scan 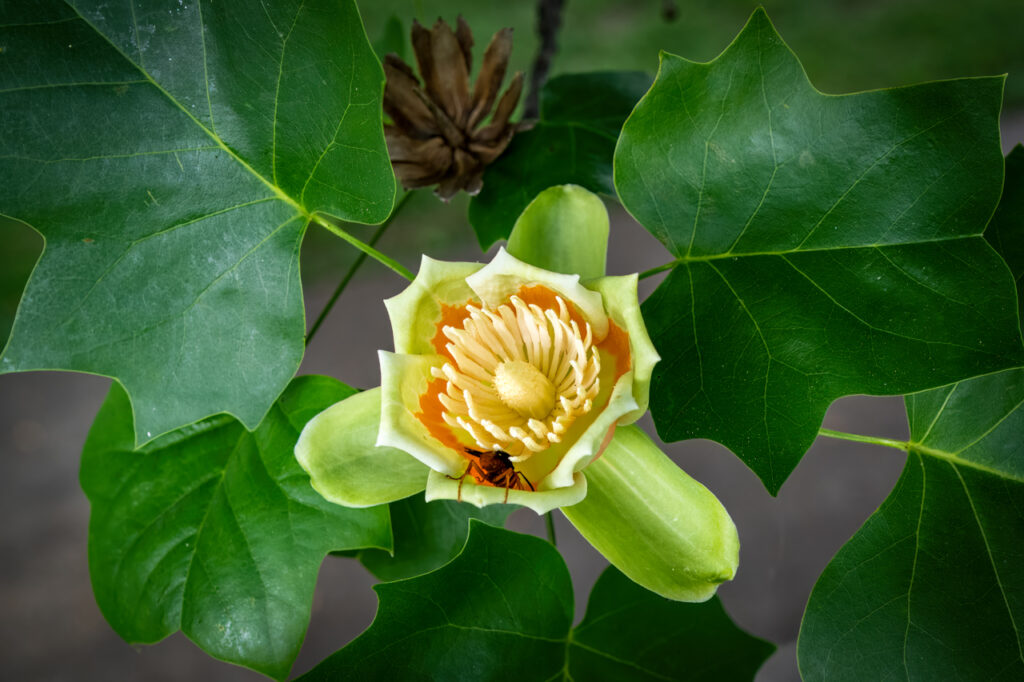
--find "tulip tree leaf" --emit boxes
[986,145,1024,329]
[372,15,407,62]
[798,367,1024,681]
[0,0,395,444]
[798,146,1024,680]
[621,9,1023,494]
[571,567,775,681]
[301,522,773,681]
[357,496,515,582]
[81,375,392,681]
[469,71,651,249]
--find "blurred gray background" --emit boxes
[2,0,1024,678]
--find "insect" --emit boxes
[451,448,535,503]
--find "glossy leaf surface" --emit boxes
[303,522,772,680]
[82,375,391,680]
[621,9,1022,493]
[0,0,395,443]
[801,190,1024,681]
[302,522,571,680]
[469,71,650,248]
[572,568,774,681]
[799,367,1024,680]
[358,496,514,582]
[986,145,1024,328]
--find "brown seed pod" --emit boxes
[383,17,524,201]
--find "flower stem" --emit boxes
[306,195,413,346]
[311,204,414,281]
[817,428,908,451]
[545,511,557,546]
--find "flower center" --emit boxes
[430,293,601,460]
[494,360,556,419]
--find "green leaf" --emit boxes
[301,522,571,680]
[986,145,1024,332]
[620,9,1023,493]
[801,151,1024,679]
[0,0,395,444]
[371,15,406,62]
[571,568,775,681]
[562,425,739,602]
[81,375,391,680]
[799,368,1024,680]
[507,184,610,280]
[302,522,772,680]
[469,71,651,249]
[358,496,515,582]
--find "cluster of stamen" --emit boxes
[431,294,601,460]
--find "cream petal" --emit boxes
[585,274,661,424]
[377,350,466,477]
[465,248,609,341]
[383,255,483,355]
[425,469,586,514]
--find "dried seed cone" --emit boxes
[383,17,523,200]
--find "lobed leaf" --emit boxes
[81,375,391,680]
[571,567,775,681]
[0,0,395,444]
[986,145,1024,332]
[619,9,1023,493]
[358,495,515,582]
[799,170,1024,679]
[301,522,773,680]
[469,71,651,248]
[799,369,1024,680]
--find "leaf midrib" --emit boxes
[660,234,989,266]
[951,463,1024,664]
[65,1,308,219]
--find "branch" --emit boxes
[524,0,566,119]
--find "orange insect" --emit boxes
[453,448,535,503]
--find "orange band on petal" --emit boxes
[431,301,475,361]
[599,320,632,381]
[516,284,590,333]
[416,377,468,453]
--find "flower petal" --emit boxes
[425,469,586,514]
[561,425,739,602]
[384,255,483,355]
[378,350,466,476]
[506,184,610,281]
[465,247,609,340]
[544,369,638,488]
[586,274,660,423]
[294,388,428,508]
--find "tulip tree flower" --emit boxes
[296,185,740,601]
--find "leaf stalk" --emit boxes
[312,207,414,281]
[306,194,414,345]
[817,428,908,451]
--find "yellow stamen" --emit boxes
[430,293,600,460]
[494,361,556,419]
